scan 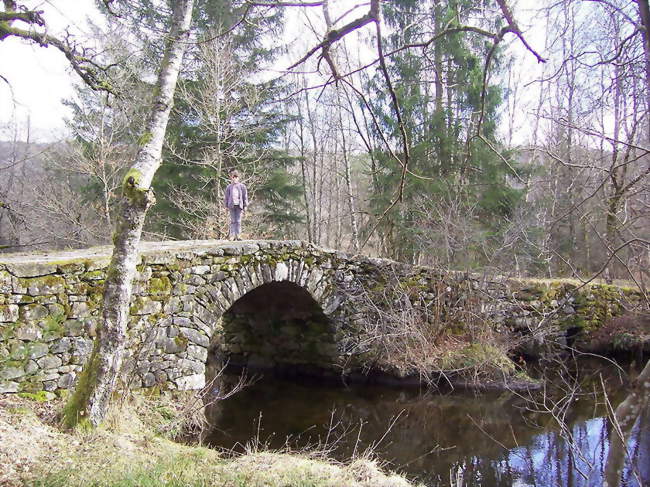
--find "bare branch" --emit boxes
[495,0,547,63]
[245,1,323,6]
[287,0,379,70]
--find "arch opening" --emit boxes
[215,281,339,376]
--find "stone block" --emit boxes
[28,343,49,360]
[70,302,91,319]
[189,265,211,275]
[0,381,19,393]
[12,277,27,294]
[58,373,76,389]
[20,304,48,322]
[51,337,72,353]
[132,282,147,295]
[185,275,205,287]
[164,337,186,354]
[25,360,38,374]
[134,267,152,282]
[37,354,63,370]
[261,264,272,283]
[179,359,205,375]
[163,297,182,314]
[26,276,65,296]
[142,372,156,388]
[186,344,208,362]
[145,253,174,265]
[64,320,84,337]
[210,271,227,282]
[72,338,93,358]
[274,262,289,281]
[0,271,12,294]
[15,324,42,341]
[181,296,195,313]
[41,370,59,381]
[179,327,209,347]
[166,368,182,380]
[175,373,205,390]
[5,262,56,278]
[173,316,193,327]
[0,366,25,380]
[148,277,172,296]
[131,298,162,315]
[56,261,85,274]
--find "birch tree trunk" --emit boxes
[63,0,195,428]
[337,90,359,252]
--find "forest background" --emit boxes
[1,0,649,289]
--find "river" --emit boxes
[205,358,649,486]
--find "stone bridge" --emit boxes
[0,240,643,394]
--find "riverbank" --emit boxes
[0,393,420,487]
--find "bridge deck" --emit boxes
[0,240,306,265]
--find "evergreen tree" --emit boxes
[365,0,524,266]
[148,0,303,239]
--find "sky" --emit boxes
[0,1,100,141]
[0,0,545,144]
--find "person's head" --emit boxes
[230,170,239,182]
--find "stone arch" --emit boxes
[201,259,344,381]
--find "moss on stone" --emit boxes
[18,374,45,394]
[238,255,253,265]
[81,270,105,281]
[2,322,19,341]
[9,342,30,363]
[43,312,66,338]
[565,284,635,332]
[174,335,189,350]
[17,391,53,402]
[148,277,172,295]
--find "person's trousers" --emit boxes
[229,206,243,236]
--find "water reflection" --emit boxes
[205,362,649,486]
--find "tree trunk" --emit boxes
[295,94,313,243]
[63,0,195,428]
[636,0,650,142]
[339,107,360,252]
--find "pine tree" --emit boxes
[365,0,524,266]
[148,0,304,240]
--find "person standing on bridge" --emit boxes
[224,169,248,241]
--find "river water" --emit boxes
[205,359,649,486]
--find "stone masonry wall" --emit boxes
[1,240,646,394]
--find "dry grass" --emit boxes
[0,394,420,487]
[352,272,524,388]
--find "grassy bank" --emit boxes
[0,394,419,487]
